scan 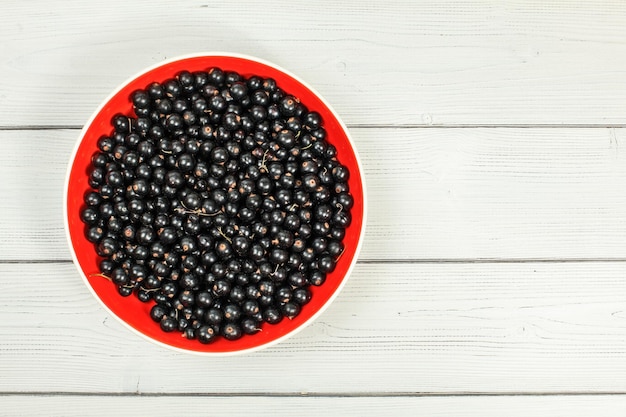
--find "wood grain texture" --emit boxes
[3,127,624,261]
[1,1,626,127]
[2,395,626,417]
[3,1,626,412]
[2,262,626,394]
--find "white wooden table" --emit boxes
[2,1,626,415]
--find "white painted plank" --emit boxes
[2,395,626,417]
[2,1,626,126]
[2,262,626,393]
[2,128,625,261]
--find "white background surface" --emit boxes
[2,1,626,415]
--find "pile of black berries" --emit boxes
[80,67,354,343]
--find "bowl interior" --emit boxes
[66,54,365,353]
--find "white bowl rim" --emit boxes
[63,52,368,356]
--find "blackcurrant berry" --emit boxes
[221,323,243,340]
[241,317,261,335]
[160,316,177,332]
[281,302,300,319]
[197,325,218,344]
[263,306,283,324]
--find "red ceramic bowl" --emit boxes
[64,53,366,354]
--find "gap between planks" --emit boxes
[2,391,626,398]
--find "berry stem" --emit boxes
[89,273,112,282]
[217,227,232,244]
[259,149,270,172]
[175,206,219,217]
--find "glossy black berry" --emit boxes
[80,207,99,225]
[86,226,104,243]
[318,255,336,273]
[118,285,133,297]
[221,322,243,340]
[197,325,218,344]
[281,302,300,319]
[160,316,177,332]
[256,176,273,195]
[150,304,168,323]
[309,270,326,286]
[112,114,131,133]
[263,306,283,324]
[269,248,289,265]
[293,287,312,306]
[223,303,242,322]
[177,153,195,173]
[241,317,261,335]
